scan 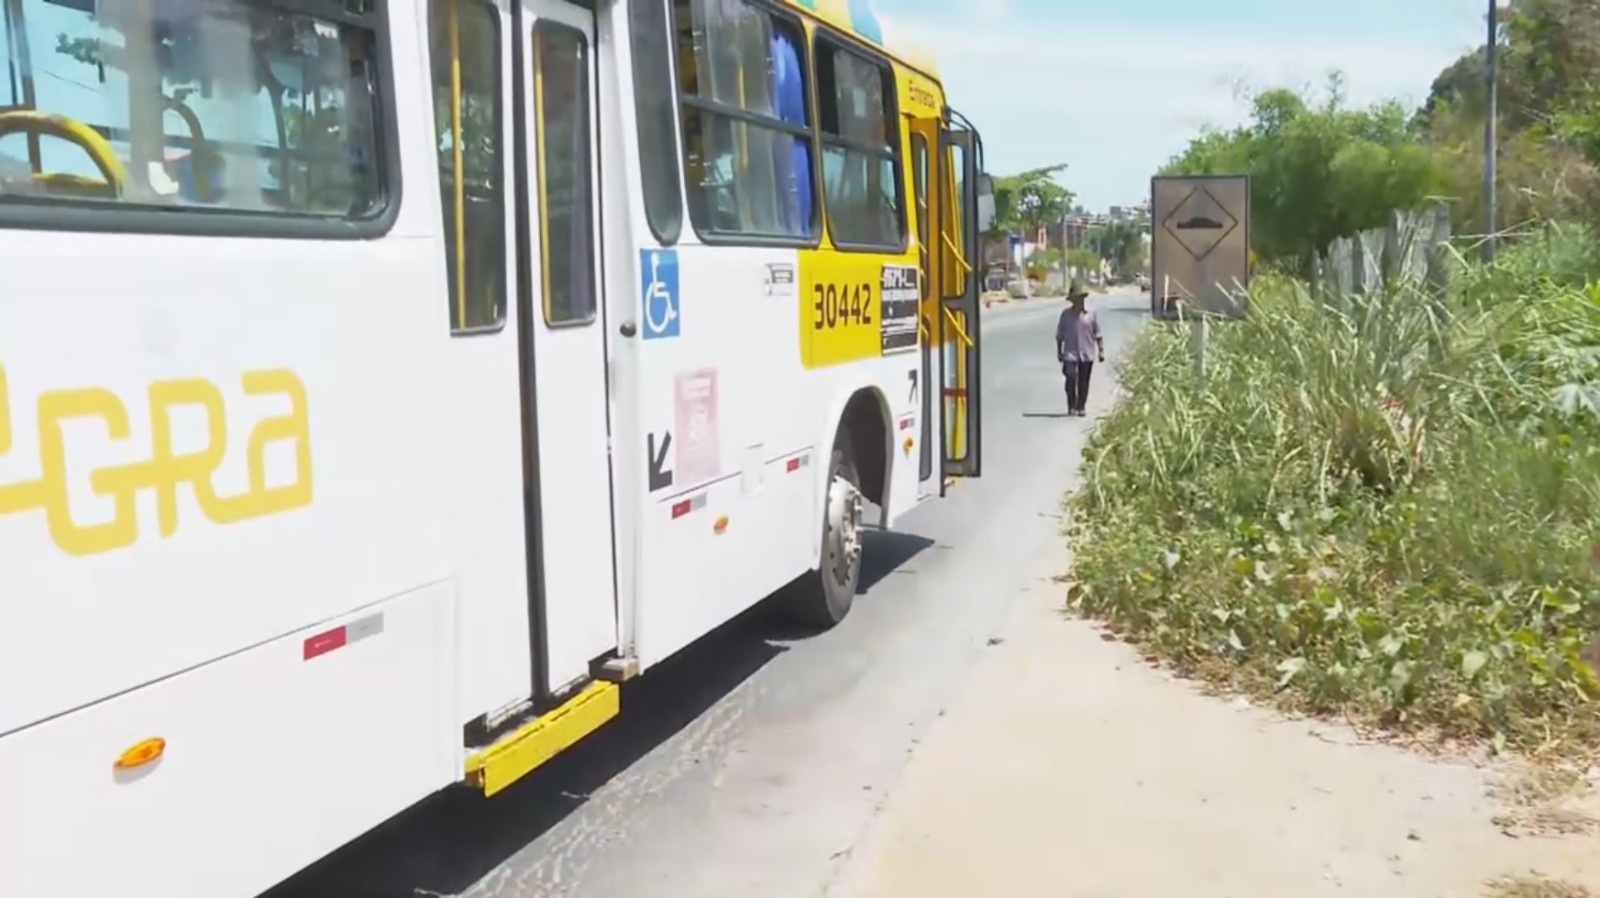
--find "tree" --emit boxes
[1415,1,1600,153]
[983,162,1073,277]
[1025,246,1061,282]
[1415,48,1493,132]
[1504,0,1600,123]
[1028,246,1062,269]
[1003,163,1074,242]
[1410,0,1600,232]
[1504,0,1600,210]
[1087,219,1144,278]
[1066,246,1101,275]
[1164,79,1447,273]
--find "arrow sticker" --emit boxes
[648,431,673,492]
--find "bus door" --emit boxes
[515,0,619,693]
[909,128,938,491]
[939,119,984,479]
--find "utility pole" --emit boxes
[1059,210,1070,291]
[1483,0,1499,262]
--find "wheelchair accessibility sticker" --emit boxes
[641,248,680,340]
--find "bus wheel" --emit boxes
[789,441,864,628]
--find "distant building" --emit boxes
[1044,214,1106,252]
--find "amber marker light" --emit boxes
[114,737,166,771]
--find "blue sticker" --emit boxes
[641,248,679,340]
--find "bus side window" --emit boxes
[910,131,929,300]
[813,39,904,251]
[533,21,597,326]
[672,0,815,242]
[629,0,683,245]
[0,0,385,221]
[429,0,507,332]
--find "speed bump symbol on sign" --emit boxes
[1150,174,1250,321]
[1162,186,1237,262]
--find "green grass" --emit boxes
[1068,225,1600,756]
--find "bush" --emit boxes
[1069,240,1600,753]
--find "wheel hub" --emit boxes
[825,474,863,586]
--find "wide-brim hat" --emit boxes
[1067,280,1089,299]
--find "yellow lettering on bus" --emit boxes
[901,71,941,119]
[0,363,312,556]
[40,387,139,554]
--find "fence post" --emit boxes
[1424,201,1453,309]
[1349,235,1364,296]
[1381,208,1403,286]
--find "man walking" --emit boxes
[1056,282,1104,416]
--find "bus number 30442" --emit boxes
[812,282,874,329]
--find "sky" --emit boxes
[875,0,1490,213]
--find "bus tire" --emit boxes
[787,440,864,629]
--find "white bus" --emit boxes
[0,0,991,895]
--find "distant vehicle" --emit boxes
[1138,275,1151,292]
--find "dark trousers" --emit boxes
[1063,360,1094,412]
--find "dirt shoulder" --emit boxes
[825,568,1600,897]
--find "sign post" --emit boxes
[1188,314,1208,377]
[1150,174,1250,375]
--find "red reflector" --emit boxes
[899,417,913,430]
[303,626,347,660]
[944,388,967,398]
[786,458,801,472]
[671,499,692,519]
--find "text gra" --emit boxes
[0,364,312,556]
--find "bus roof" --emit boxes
[779,0,941,78]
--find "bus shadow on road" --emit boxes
[265,618,790,897]
[737,527,934,644]
[264,532,933,898]
[858,528,935,594]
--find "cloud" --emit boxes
[881,7,1478,209]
